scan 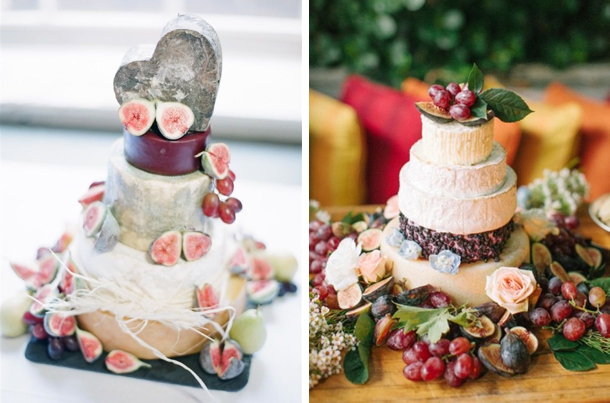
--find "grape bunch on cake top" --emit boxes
[5,14,297,390]
[381,64,534,306]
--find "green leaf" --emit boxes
[578,345,610,364]
[416,310,452,343]
[548,333,580,352]
[479,88,533,122]
[554,350,597,371]
[393,305,452,344]
[467,63,484,94]
[344,347,369,384]
[354,312,375,347]
[470,97,488,119]
[341,212,353,224]
[449,307,478,327]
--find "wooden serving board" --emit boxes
[310,204,610,403]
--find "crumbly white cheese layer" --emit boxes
[104,139,213,251]
[70,222,234,309]
[420,116,494,166]
[381,218,530,306]
[406,141,507,198]
[399,167,517,234]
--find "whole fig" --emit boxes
[500,331,530,374]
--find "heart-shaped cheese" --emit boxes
[113,14,222,132]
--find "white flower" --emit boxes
[385,227,405,247]
[315,209,331,223]
[324,238,361,291]
[398,240,422,260]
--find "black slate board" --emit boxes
[25,337,251,391]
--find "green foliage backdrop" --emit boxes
[310,0,610,86]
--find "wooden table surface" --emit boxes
[310,205,610,403]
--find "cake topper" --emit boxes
[114,14,222,132]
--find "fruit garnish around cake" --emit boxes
[416,63,533,126]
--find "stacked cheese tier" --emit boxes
[380,114,530,306]
[71,139,244,359]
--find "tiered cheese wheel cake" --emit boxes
[381,109,530,306]
[70,14,247,360]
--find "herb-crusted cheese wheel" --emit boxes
[406,141,507,198]
[381,218,530,306]
[104,139,212,251]
[420,115,494,166]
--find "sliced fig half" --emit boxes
[461,315,496,339]
[357,228,383,252]
[10,261,37,282]
[587,247,603,269]
[200,143,230,180]
[29,284,57,317]
[35,254,59,286]
[105,350,151,374]
[575,244,594,267]
[78,183,106,208]
[218,356,245,380]
[156,101,194,140]
[246,279,279,305]
[76,327,103,363]
[531,242,552,277]
[247,256,274,281]
[345,302,372,321]
[374,314,396,346]
[337,282,363,310]
[549,261,571,283]
[94,210,120,253]
[149,230,182,266]
[43,312,76,337]
[82,201,107,238]
[196,283,219,318]
[362,276,394,302]
[200,339,222,375]
[509,326,538,355]
[415,101,453,124]
[118,98,155,136]
[228,246,249,274]
[182,231,212,261]
[477,343,516,377]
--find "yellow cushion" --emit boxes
[309,89,367,206]
[513,101,583,186]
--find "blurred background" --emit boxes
[309,0,610,206]
[1,0,302,180]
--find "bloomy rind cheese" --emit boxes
[420,115,494,166]
[406,141,507,198]
[398,167,517,235]
[104,139,212,251]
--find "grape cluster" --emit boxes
[402,335,483,387]
[23,311,80,360]
[308,220,352,309]
[428,83,477,121]
[202,170,243,224]
[543,213,586,256]
[530,277,610,341]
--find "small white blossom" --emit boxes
[429,250,461,274]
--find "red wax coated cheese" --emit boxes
[123,128,211,176]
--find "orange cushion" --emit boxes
[400,76,522,165]
[309,89,367,206]
[512,101,582,187]
[544,82,610,200]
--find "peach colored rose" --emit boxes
[384,195,399,219]
[358,250,387,284]
[485,267,537,314]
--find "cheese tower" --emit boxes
[381,100,530,306]
[69,14,248,360]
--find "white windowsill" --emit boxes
[0,11,302,144]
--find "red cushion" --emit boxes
[340,75,422,204]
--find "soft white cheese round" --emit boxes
[420,115,494,166]
[406,141,507,198]
[104,139,213,251]
[399,167,517,234]
[381,218,530,306]
[70,223,234,310]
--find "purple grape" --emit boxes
[530,308,552,327]
[449,104,471,120]
[446,82,461,98]
[428,84,445,100]
[62,335,80,352]
[455,90,476,107]
[48,338,64,360]
[433,90,451,109]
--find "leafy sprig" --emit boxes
[547,332,610,371]
[393,304,478,344]
[466,63,533,122]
